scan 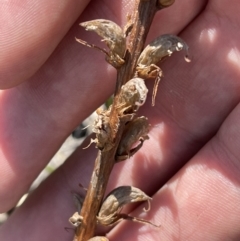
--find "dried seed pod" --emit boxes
[79,19,126,68]
[137,34,190,67]
[136,34,190,106]
[88,237,109,241]
[116,116,150,161]
[91,108,113,151]
[97,186,152,226]
[117,78,148,114]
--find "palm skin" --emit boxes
[0,0,240,240]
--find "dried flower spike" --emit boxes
[136,34,190,106]
[96,186,158,227]
[116,116,150,161]
[78,19,126,68]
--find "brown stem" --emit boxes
[114,0,158,94]
[74,1,160,240]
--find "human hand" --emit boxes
[1,0,240,240]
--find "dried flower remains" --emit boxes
[76,19,126,68]
[116,116,150,161]
[97,186,159,227]
[136,34,191,105]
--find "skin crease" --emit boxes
[0,0,240,240]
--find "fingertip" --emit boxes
[0,0,90,88]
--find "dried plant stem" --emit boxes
[114,0,158,94]
[75,1,158,240]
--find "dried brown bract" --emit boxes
[136,34,190,105]
[117,78,148,115]
[78,19,126,68]
[90,108,113,151]
[116,116,150,161]
[96,186,158,227]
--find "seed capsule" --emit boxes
[79,19,126,68]
[137,34,190,68]
[136,34,190,105]
[117,78,148,114]
[97,186,152,226]
[116,116,150,161]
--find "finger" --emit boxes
[0,0,205,89]
[147,0,207,40]
[0,141,99,241]
[0,0,204,211]
[1,100,240,241]
[0,0,119,211]
[109,102,240,241]
[115,0,240,193]
[0,1,239,239]
[0,0,90,88]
